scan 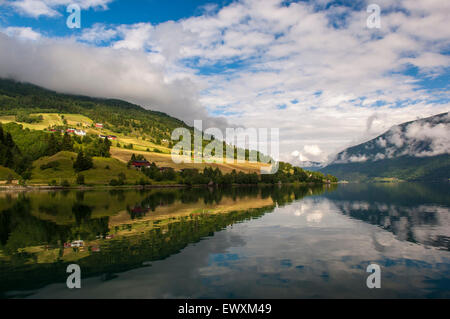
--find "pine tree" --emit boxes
[73,150,93,172]
[46,133,60,156]
[0,124,4,143]
[5,133,14,148]
[61,132,73,151]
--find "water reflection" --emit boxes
[322,183,450,251]
[1,183,449,298]
[0,185,331,297]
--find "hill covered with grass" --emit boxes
[0,78,188,144]
[0,79,337,186]
[30,151,149,186]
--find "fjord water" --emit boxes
[0,183,449,298]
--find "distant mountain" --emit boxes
[297,160,324,171]
[321,112,450,181]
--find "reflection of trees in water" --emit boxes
[0,205,275,295]
[0,185,335,295]
[127,205,150,220]
[0,185,333,255]
[0,199,109,256]
[71,203,109,240]
[109,189,126,202]
[72,203,92,224]
[75,191,84,202]
[0,197,72,255]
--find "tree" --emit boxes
[61,179,70,187]
[118,172,126,184]
[73,151,93,172]
[6,173,14,184]
[61,132,74,151]
[4,133,14,148]
[76,174,85,185]
[46,133,60,156]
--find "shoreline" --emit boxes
[0,181,336,191]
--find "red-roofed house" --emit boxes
[132,160,151,169]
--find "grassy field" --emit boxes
[1,113,271,176]
[0,165,20,181]
[0,113,171,153]
[110,147,270,174]
[0,113,93,131]
[30,151,149,185]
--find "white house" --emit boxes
[75,129,86,136]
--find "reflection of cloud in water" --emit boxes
[332,199,450,251]
[28,196,450,299]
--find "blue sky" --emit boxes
[0,0,449,163]
[1,0,235,37]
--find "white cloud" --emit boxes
[2,26,41,40]
[10,0,59,17]
[404,121,450,157]
[79,23,117,43]
[0,32,227,129]
[6,0,113,18]
[304,145,323,157]
[1,0,450,164]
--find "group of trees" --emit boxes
[15,112,43,124]
[0,79,186,148]
[0,121,115,180]
[129,154,336,186]
[0,124,27,175]
[73,151,93,173]
[46,132,75,156]
[260,163,338,184]
[77,136,111,158]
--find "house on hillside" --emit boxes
[108,135,117,140]
[99,134,108,139]
[66,128,75,133]
[75,129,86,136]
[132,160,151,170]
[95,123,103,128]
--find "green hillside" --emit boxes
[0,78,188,144]
[30,151,149,185]
[0,79,336,186]
[321,154,450,182]
[0,78,271,165]
[0,166,19,181]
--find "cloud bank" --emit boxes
[334,112,450,163]
[0,0,449,163]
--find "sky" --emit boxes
[0,0,449,165]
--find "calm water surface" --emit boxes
[0,183,449,298]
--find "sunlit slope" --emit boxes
[110,147,270,174]
[30,151,148,185]
[0,112,271,175]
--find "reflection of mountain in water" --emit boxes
[0,185,333,297]
[323,183,450,250]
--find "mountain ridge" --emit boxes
[320,112,450,181]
